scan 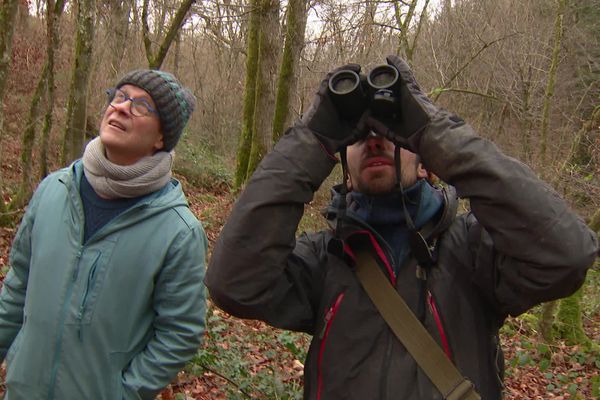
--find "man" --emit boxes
[0,70,207,400]
[205,56,598,399]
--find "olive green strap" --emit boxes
[355,250,481,400]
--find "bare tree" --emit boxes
[62,0,96,164]
[272,0,308,142]
[245,0,281,179]
[0,0,19,221]
[394,0,430,61]
[0,0,18,128]
[142,0,194,69]
[539,0,567,164]
[234,0,260,188]
[39,0,66,179]
[107,0,133,76]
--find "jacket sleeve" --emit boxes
[0,178,48,360]
[121,222,208,400]
[418,112,598,316]
[205,127,337,333]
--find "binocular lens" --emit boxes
[367,65,398,89]
[329,70,360,95]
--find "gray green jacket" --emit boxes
[0,160,207,400]
[206,118,598,399]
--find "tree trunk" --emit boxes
[62,0,96,164]
[359,0,377,59]
[173,30,181,75]
[142,0,194,70]
[16,63,49,207]
[519,66,533,163]
[246,0,281,179]
[40,0,66,179]
[408,0,430,62]
[108,0,132,76]
[539,0,566,164]
[555,288,590,346]
[234,0,260,189]
[394,0,418,60]
[0,0,19,131]
[567,105,599,170]
[0,0,19,221]
[539,300,558,342]
[271,0,307,143]
[589,207,600,234]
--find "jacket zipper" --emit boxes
[427,291,452,360]
[379,331,394,399]
[48,247,84,400]
[76,252,101,340]
[317,292,345,400]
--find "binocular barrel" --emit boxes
[328,65,401,120]
[367,65,399,90]
[328,70,367,119]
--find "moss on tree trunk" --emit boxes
[555,288,591,346]
[234,0,260,189]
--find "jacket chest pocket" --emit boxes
[66,240,117,327]
[313,285,391,399]
[316,291,345,399]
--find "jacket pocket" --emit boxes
[110,350,146,400]
[316,291,345,400]
[5,325,24,368]
[75,252,102,338]
[110,351,129,400]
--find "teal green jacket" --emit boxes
[0,161,208,400]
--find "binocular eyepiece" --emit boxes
[328,65,401,123]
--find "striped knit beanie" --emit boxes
[116,69,196,151]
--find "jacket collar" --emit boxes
[324,180,458,242]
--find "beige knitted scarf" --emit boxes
[82,137,173,199]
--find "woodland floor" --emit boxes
[0,136,598,399]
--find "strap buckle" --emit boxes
[444,379,480,400]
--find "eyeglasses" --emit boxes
[106,88,158,117]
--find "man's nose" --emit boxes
[110,100,131,114]
[365,133,384,152]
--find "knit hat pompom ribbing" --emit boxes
[115,69,196,151]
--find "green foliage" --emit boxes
[592,374,600,398]
[188,306,307,399]
[583,268,600,319]
[0,183,26,227]
[175,135,233,192]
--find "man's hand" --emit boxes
[301,64,370,155]
[366,55,441,153]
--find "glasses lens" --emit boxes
[111,90,127,105]
[131,101,150,117]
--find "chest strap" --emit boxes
[355,249,481,400]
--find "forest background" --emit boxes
[0,0,598,398]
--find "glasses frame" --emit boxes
[105,88,159,117]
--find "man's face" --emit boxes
[99,84,164,166]
[346,134,426,195]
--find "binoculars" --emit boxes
[328,64,402,125]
